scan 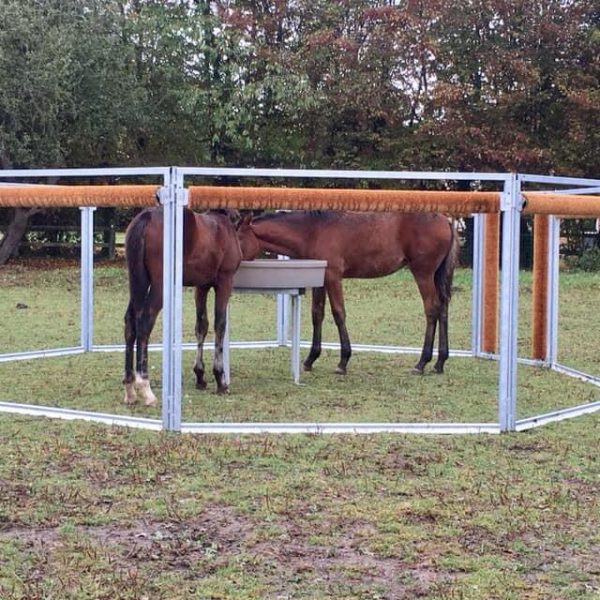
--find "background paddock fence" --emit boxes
[0,167,599,434]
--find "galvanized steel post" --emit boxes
[471,213,485,356]
[498,174,522,432]
[546,215,560,366]
[159,169,184,432]
[80,207,96,351]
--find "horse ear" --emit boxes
[236,211,253,230]
[225,208,241,224]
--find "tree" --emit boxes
[0,0,143,262]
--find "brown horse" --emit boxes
[123,207,247,405]
[238,210,459,375]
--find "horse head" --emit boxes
[236,212,261,260]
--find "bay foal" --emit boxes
[238,210,459,375]
[123,207,246,405]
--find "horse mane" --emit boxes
[254,209,339,222]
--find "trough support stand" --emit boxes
[290,293,301,384]
[498,175,521,432]
[276,255,291,346]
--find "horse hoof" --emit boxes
[334,366,347,375]
[144,396,158,407]
[196,381,208,390]
[432,365,444,374]
[123,384,137,405]
[216,386,229,395]
[411,366,424,375]
[123,393,137,406]
[303,363,313,372]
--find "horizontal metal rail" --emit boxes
[180,421,501,435]
[548,186,600,195]
[0,401,162,430]
[516,401,600,431]
[521,173,600,187]
[180,167,511,183]
[551,363,600,387]
[0,347,84,362]
[1,341,472,357]
[0,167,169,178]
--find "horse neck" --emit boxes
[252,218,307,258]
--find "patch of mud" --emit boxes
[0,503,452,598]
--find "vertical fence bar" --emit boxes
[80,207,96,351]
[471,214,484,356]
[171,169,186,431]
[498,175,521,432]
[160,169,182,431]
[546,216,560,365]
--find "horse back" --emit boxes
[126,207,242,288]
[314,212,453,278]
[182,210,242,285]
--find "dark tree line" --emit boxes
[0,0,598,262]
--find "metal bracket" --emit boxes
[155,186,170,205]
[175,186,189,206]
[500,184,525,212]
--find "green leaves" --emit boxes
[0,0,597,173]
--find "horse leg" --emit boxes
[123,301,137,404]
[326,278,351,375]
[413,274,441,374]
[212,278,234,394]
[303,286,326,371]
[193,286,210,390]
[433,303,449,373]
[134,285,162,406]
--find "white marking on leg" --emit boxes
[135,374,158,406]
[194,343,204,374]
[213,347,228,392]
[123,382,137,405]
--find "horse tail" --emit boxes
[125,209,153,307]
[434,219,460,308]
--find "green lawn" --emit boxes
[1,260,599,422]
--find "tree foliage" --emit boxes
[0,0,597,172]
[0,0,598,261]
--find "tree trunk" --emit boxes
[0,207,39,265]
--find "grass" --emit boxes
[0,258,599,599]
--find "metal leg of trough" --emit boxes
[277,293,290,346]
[291,292,302,384]
[276,255,291,346]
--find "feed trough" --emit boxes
[233,259,327,289]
